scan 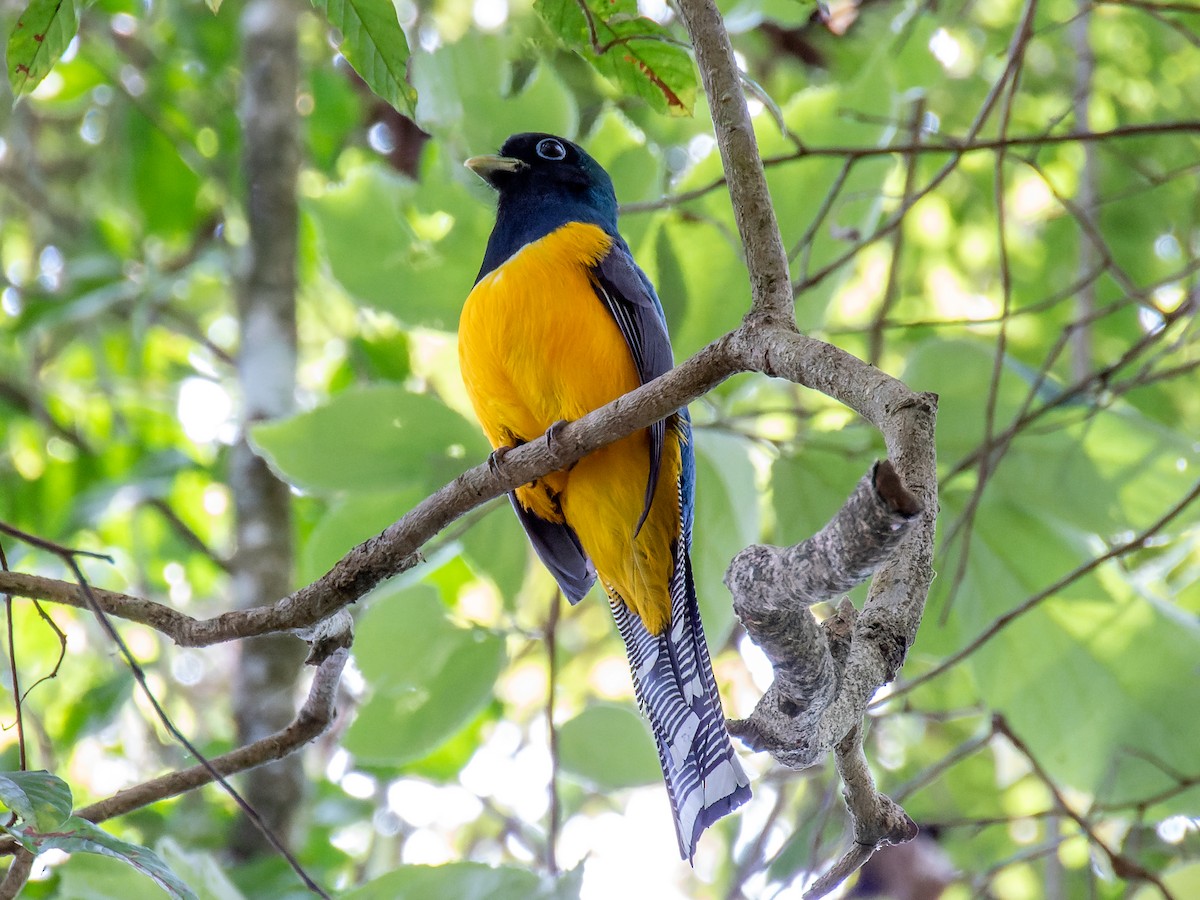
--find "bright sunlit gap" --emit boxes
[637,0,672,24]
[1158,815,1199,844]
[367,121,396,155]
[80,108,106,145]
[739,632,773,692]
[163,561,192,605]
[929,27,961,69]
[37,245,63,291]
[177,377,236,444]
[0,287,20,316]
[472,0,508,31]
[1153,282,1186,313]
[1154,232,1182,260]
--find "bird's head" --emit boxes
[466,133,618,232]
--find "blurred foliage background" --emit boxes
[1,0,1198,897]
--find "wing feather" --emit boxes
[509,494,596,604]
[593,240,676,532]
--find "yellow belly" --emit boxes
[458,222,680,633]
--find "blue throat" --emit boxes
[475,180,619,282]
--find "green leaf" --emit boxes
[410,34,577,153]
[304,160,493,330]
[10,816,198,900]
[0,769,72,831]
[309,0,416,116]
[298,488,424,586]
[557,703,661,790]
[460,501,531,604]
[591,21,696,116]
[56,853,169,900]
[127,111,204,238]
[155,839,247,900]
[941,491,1200,814]
[7,0,79,97]
[250,384,488,495]
[345,585,506,766]
[346,862,581,900]
[58,673,134,745]
[985,591,1200,814]
[534,0,698,115]
[900,339,1029,465]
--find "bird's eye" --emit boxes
[536,138,567,161]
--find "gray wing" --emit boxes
[510,494,596,604]
[593,239,676,533]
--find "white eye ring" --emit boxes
[536,138,567,161]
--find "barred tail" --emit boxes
[609,543,751,861]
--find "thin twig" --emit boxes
[868,97,925,366]
[544,588,562,876]
[72,649,347,825]
[790,157,854,276]
[0,525,334,900]
[0,522,112,563]
[0,849,34,900]
[0,544,23,773]
[994,715,1177,899]
[66,557,330,898]
[885,480,1200,703]
[938,18,1030,624]
[621,122,1200,213]
[942,295,1195,485]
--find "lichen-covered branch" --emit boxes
[727,461,921,610]
[726,462,923,767]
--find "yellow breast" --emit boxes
[458,221,679,634]
[459,222,637,450]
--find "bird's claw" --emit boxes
[545,419,569,451]
[487,444,513,474]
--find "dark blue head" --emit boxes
[467,133,620,281]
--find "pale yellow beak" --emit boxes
[465,155,527,183]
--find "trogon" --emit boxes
[459,132,751,860]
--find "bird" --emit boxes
[458,132,751,860]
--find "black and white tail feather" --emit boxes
[607,484,751,861]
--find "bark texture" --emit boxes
[229,0,306,860]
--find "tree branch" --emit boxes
[0,649,346,866]
[801,725,918,899]
[726,462,923,765]
[672,2,938,893]
[0,326,930,651]
[675,0,795,326]
[0,849,34,900]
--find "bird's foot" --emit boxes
[545,419,570,451]
[487,444,514,474]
